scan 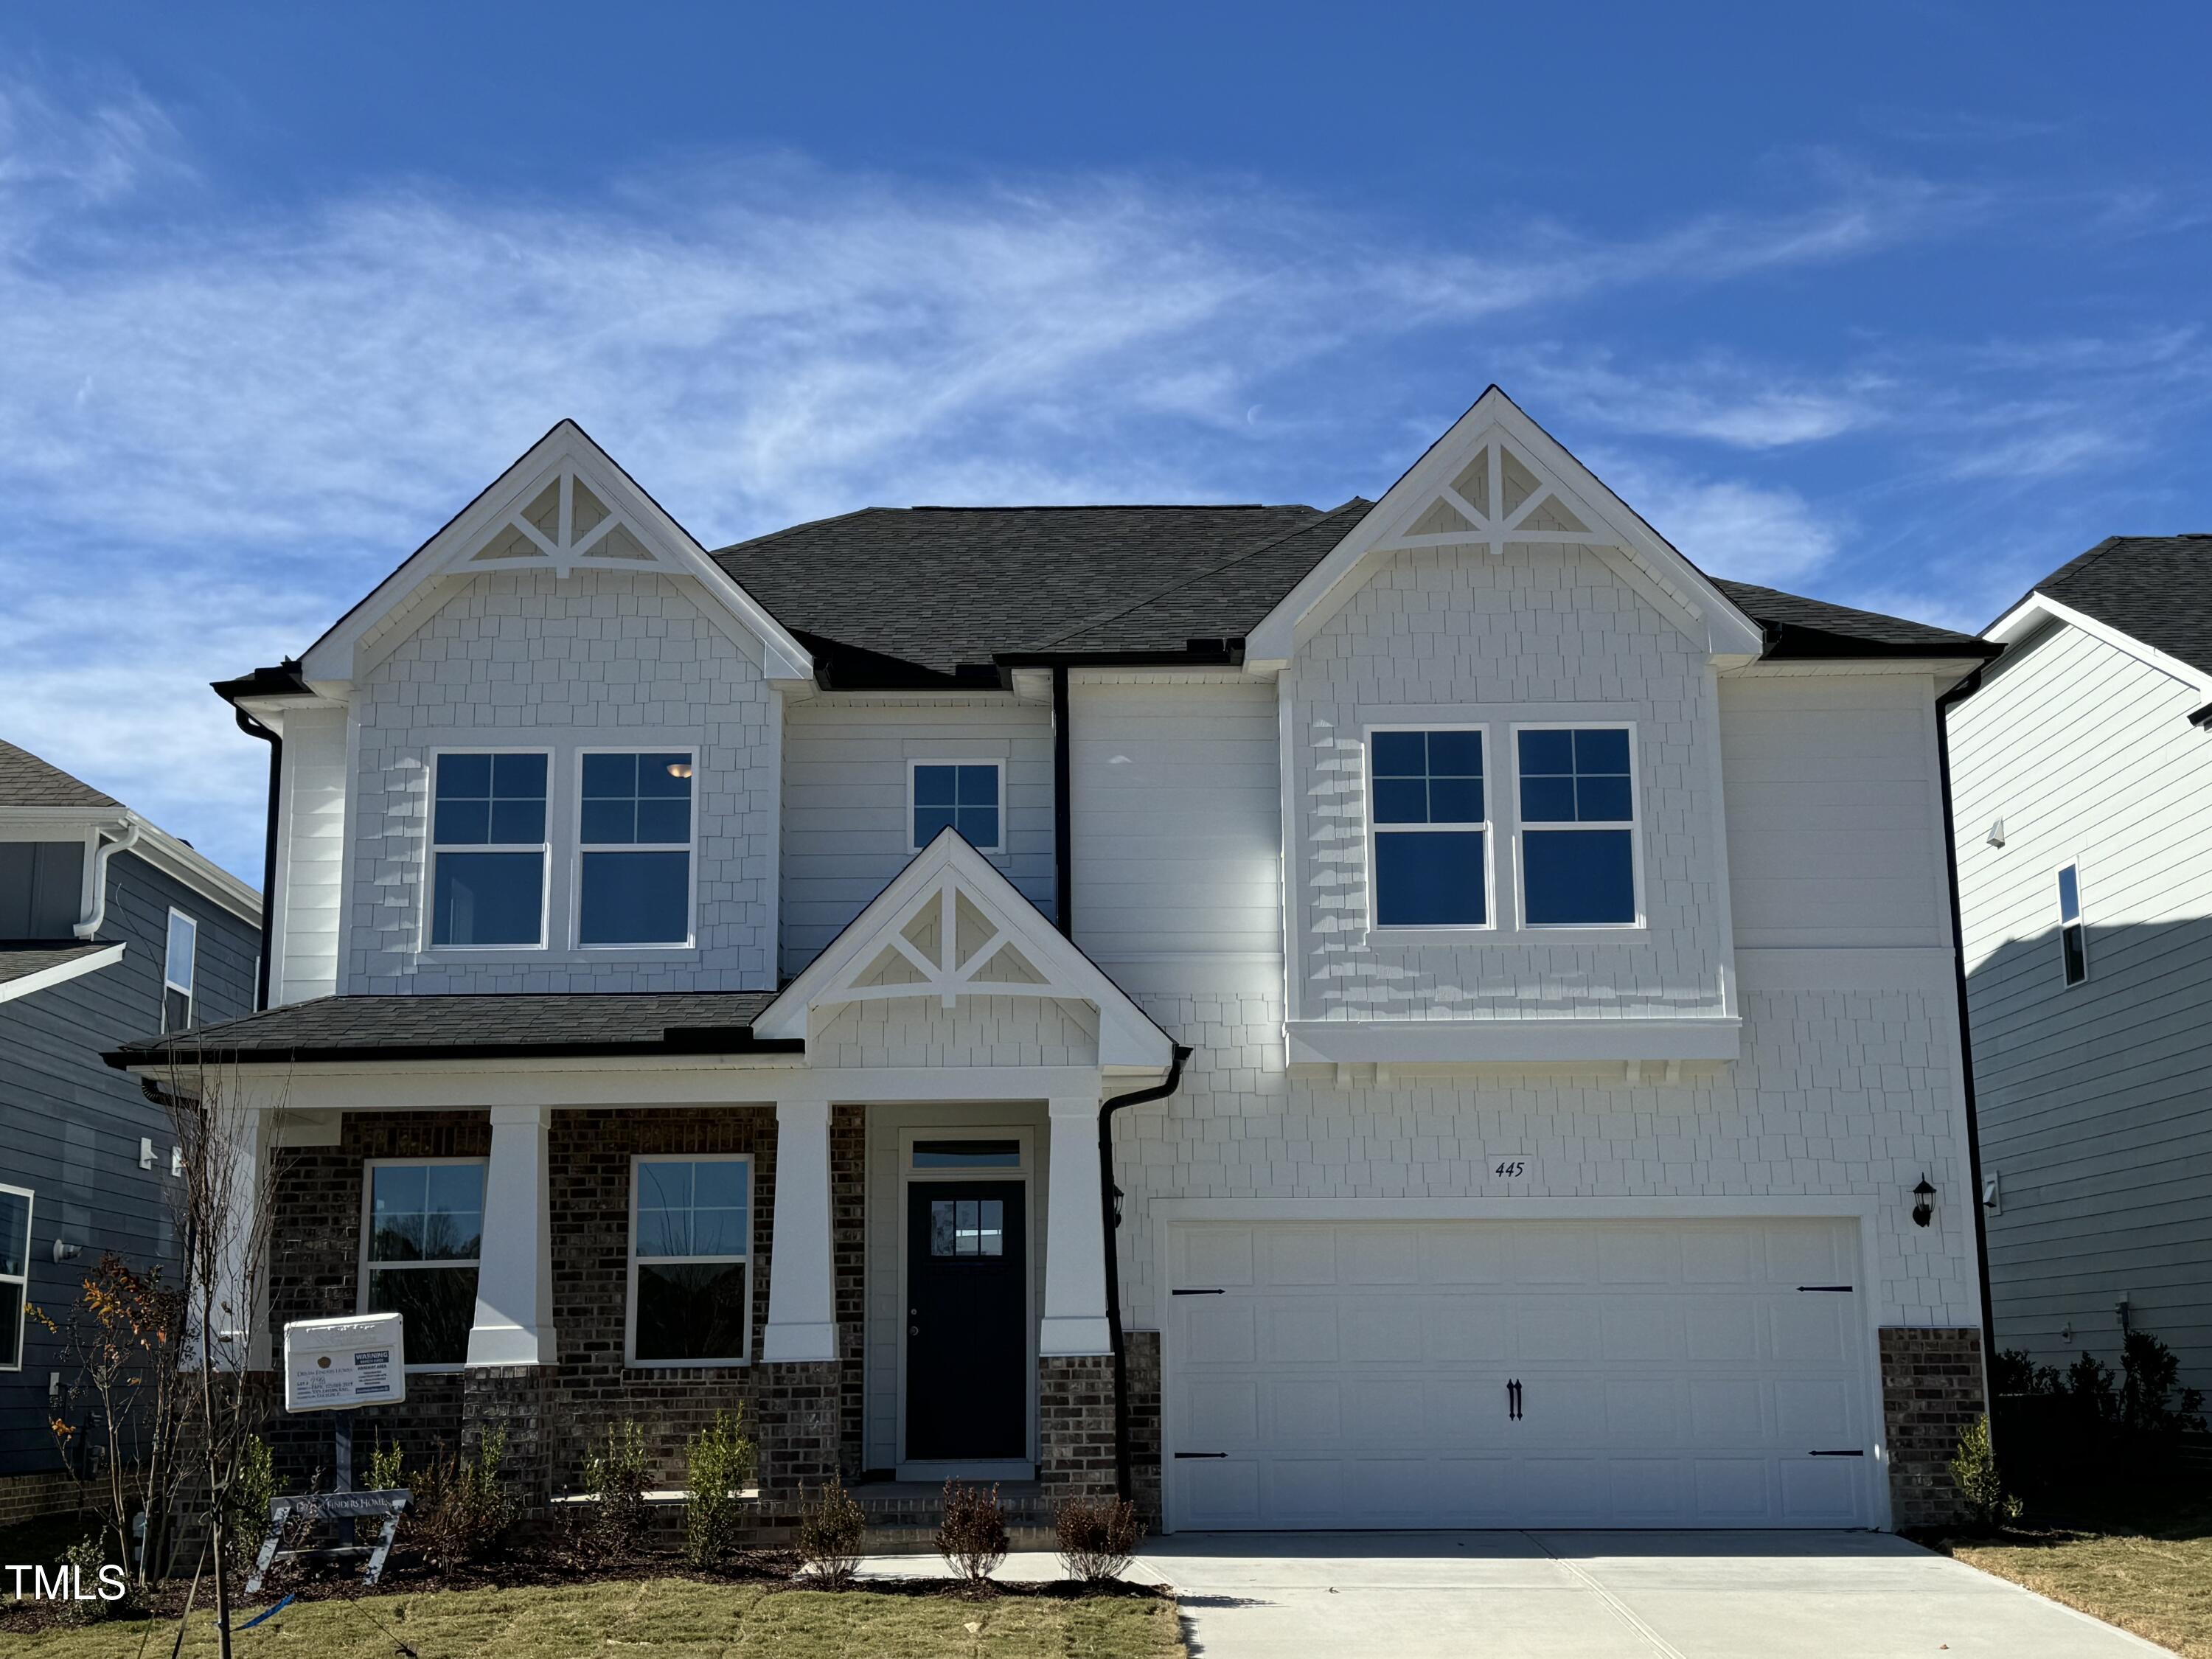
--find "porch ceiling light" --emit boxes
[1911,1175,1936,1229]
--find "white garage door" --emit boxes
[1165,1217,1877,1530]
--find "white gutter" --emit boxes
[73,819,145,939]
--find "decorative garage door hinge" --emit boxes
[1807,1450,1865,1457]
[1173,1452,1228,1459]
[1796,1284,1854,1293]
[1170,1287,1225,1295]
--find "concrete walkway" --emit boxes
[859,1530,2175,1658]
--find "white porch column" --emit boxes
[209,1102,274,1371]
[466,1105,557,1366]
[1040,1095,1111,1356]
[761,1099,838,1362]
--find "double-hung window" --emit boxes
[361,1160,485,1367]
[430,753,549,947]
[579,752,695,946]
[1368,728,1489,927]
[630,1156,751,1366]
[910,762,1003,852]
[0,1185,30,1370]
[2057,863,2087,986]
[162,910,198,1032]
[1516,726,1638,926]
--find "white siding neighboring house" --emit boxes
[1947,536,2212,1397]
[120,390,1998,1537]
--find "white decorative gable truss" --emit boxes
[1245,385,1766,669]
[756,829,1175,1073]
[297,420,813,689]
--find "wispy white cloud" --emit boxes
[1586,451,1846,585]
[1506,349,1890,448]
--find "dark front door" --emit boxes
[905,1180,1027,1461]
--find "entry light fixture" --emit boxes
[1910,1175,1936,1229]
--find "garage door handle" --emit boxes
[1507,1378,1523,1422]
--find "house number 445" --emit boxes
[1492,1157,1531,1183]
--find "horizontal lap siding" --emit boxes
[1947,622,2212,1389]
[780,697,1053,979]
[0,851,257,1470]
[273,703,347,1004]
[1069,674,1282,966]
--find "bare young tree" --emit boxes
[153,1048,285,1659]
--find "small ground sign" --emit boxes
[282,1312,407,1412]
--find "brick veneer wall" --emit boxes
[262,1105,866,1512]
[831,1104,865,1481]
[1037,1355,1117,1506]
[0,1470,81,1529]
[1124,1331,1162,1528]
[1880,1326,1986,1529]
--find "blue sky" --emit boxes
[5,1,2211,879]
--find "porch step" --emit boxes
[842,1479,1055,1555]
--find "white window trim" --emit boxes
[357,1156,488,1374]
[906,758,1008,855]
[424,746,553,954]
[570,746,700,951]
[1508,720,1647,933]
[2056,859,2088,987]
[0,1183,31,1372]
[1363,722,1495,936]
[162,908,198,1032]
[625,1152,754,1371]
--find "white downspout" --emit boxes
[74,818,144,939]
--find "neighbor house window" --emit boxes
[629,1156,751,1366]
[361,1160,485,1368]
[578,751,695,946]
[910,762,1003,852]
[0,1185,30,1371]
[162,909,198,1032]
[2058,863,2087,986]
[1368,728,1489,927]
[430,752,548,947]
[1516,726,1638,926]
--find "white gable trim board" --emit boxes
[298,420,813,690]
[1245,387,1767,670]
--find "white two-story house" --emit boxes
[117,387,1998,1532]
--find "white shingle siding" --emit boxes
[1284,543,1732,1022]
[1949,619,2212,1386]
[780,695,1054,978]
[341,568,778,992]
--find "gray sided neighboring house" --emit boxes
[1949,535,2212,1397]
[0,739,260,1520]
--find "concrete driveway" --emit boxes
[1131,1531,2174,1659]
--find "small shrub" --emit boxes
[406,1428,515,1576]
[1948,1416,2022,1531]
[228,1434,276,1543]
[58,1537,116,1625]
[796,1472,867,1587]
[936,1481,1008,1591]
[2121,1330,2208,1439]
[1054,1493,1141,1582]
[582,1420,651,1558]
[366,1436,406,1494]
[682,1409,757,1571]
[1992,1348,2061,1397]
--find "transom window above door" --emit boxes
[1368,728,1489,928]
[911,762,1003,852]
[431,752,549,947]
[579,751,695,947]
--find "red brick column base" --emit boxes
[1879,1326,1986,1530]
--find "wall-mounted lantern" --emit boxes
[1911,1175,1937,1228]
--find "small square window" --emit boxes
[930,1197,1005,1257]
[912,762,1003,852]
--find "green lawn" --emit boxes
[6,1578,1185,1659]
[1942,1495,2212,1659]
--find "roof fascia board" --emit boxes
[1986,593,2212,698]
[1245,388,1765,667]
[0,942,126,1004]
[299,422,813,687]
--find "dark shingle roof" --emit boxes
[1712,580,1995,659]
[0,940,114,991]
[712,504,1988,678]
[106,992,792,1065]
[714,505,1319,683]
[0,740,122,810]
[2012,536,2212,677]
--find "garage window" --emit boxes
[1368,728,1489,928]
[1515,726,1638,927]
